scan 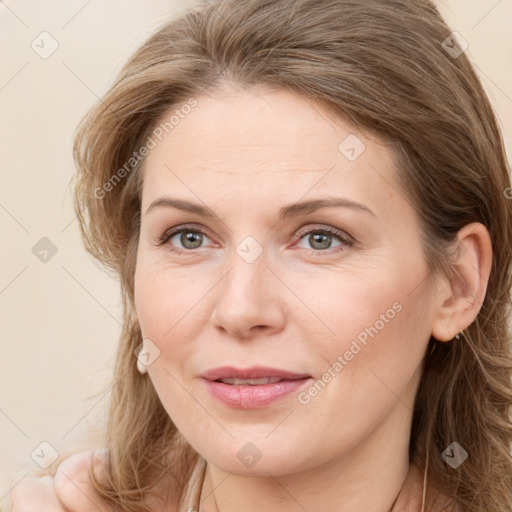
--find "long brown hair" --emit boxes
[38,0,512,510]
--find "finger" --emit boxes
[53,450,109,512]
[9,475,66,511]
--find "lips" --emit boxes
[216,377,283,385]
[201,366,313,409]
[201,366,311,382]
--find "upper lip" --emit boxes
[201,366,311,381]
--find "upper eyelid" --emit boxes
[160,223,349,238]
[159,223,354,249]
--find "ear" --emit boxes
[431,222,493,342]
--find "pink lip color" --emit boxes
[203,378,311,409]
[201,366,311,381]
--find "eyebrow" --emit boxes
[145,196,376,220]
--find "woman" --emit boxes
[8,0,512,511]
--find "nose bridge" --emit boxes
[221,240,270,308]
[211,238,284,336]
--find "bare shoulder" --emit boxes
[427,488,460,512]
[53,449,111,511]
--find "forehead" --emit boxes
[140,87,401,216]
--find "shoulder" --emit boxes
[425,477,460,512]
[53,449,110,510]
[403,462,459,512]
[428,491,460,512]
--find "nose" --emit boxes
[210,253,286,340]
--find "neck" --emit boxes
[198,399,422,512]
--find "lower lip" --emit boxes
[203,378,312,409]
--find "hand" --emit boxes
[8,450,110,512]
[7,475,66,512]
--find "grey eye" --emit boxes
[172,230,206,250]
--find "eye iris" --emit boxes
[181,231,203,249]
[309,232,332,250]
[171,229,340,251]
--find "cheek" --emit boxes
[300,261,432,385]
[287,266,405,348]
[133,261,213,368]
[134,259,192,337]
[134,267,166,339]
[133,265,202,421]
[292,283,430,455]
[311,278,431,417]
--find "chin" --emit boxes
[201,441,316,477]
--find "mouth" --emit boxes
[214,377,292,385]
[201,365,312,382]
[201,366,312,409]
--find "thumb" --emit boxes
[53,450,110,512]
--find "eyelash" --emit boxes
[155,224,355,256]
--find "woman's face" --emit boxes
[134,85,439,475]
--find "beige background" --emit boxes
[0,0,511,503]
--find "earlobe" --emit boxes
[431,222,492,342]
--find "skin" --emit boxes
[8,451,109,512]
[8,85,491,511]
[131,84,492,512]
